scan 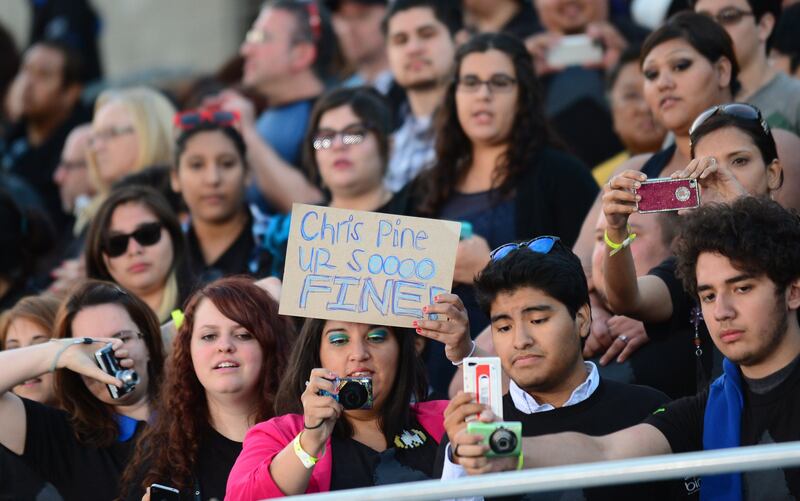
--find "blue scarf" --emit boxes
[701,358,744,501]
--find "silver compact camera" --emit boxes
[94,343,139,399]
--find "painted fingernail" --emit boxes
[416,328,422,334]
[422,306,428,313]
[412,320,418,327]
[634,182,641,188]
[435,295,440,302]
[636,195,641,201]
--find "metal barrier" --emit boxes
[288,441,800,500]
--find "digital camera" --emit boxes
[467,421,522,457]
[320,377,373,410]
[94,343,139,399]
[635,178,700,213]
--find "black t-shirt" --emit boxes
[125,427,242,501]
[493,378,675,501]
[329,419,439,490]
[18,398,145,501]
[0,444,63,500]
[185,212,267,286]
[645,358,800,499]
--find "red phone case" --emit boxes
[635,178,700,213]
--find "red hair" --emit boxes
[121,276,294,495]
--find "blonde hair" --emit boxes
[87,86,175,194]
[0,294,62,349]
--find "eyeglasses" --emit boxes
[174,109,240,130]
[56,160,87,172]
[703,7,754,26]
[88,125,135,148]
[457,74,518,94]
[689,103,770,138]
[489,236,561,261]
[312,124,369,150]
[104,222,163,258]
[110,330,144,344]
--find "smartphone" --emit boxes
[546,34,604,67]
[635,178,700,213]
[150,483,180,501]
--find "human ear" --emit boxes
[715,56,732,91]
[576,303,591,340]
[787,277,800,311]
[767,159,783,193]
[757,13,776,45]
[169,168,181,194]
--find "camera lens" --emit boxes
[117,369,139,388]
[489,428,518,454]
[338,381,368,409]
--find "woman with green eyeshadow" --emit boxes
[226,294,474,498]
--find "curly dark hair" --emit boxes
[120,276,294,497]
[416,32,560,216]
[274,319,428,444]
[675,197,800,298]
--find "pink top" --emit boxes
[225,400,448,500]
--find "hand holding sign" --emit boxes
[280,204,461,327]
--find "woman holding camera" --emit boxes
[225,294,473,499]
[120,276,293,501]
[0,280,165,501]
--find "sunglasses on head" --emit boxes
[174,109,240,131]
[689,103,770,139]
[489,236,561,261]
[104,222,163,258]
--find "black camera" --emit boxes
[320,377,373,410]
[94,343,139,399]
[467,421,522,457]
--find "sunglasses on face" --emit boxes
[489,236,561,261]
[457,74,518,94]
[703,7,754,26]
[174,109,240,131]
[104,222,163,258]
[312,124,370,150]
[689,103,770,138]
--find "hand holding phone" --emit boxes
[634,178,700,213]
[149,483,179,501]
[546,35,604,68]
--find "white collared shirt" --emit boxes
[440,362,601,501]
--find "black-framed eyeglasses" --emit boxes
[689,103,770,139]
[110,330,144,344]
[490,236,561,261]
[457,74,518,94]
[312,124,370,150]
[702,7,754,26]
[104,222,163,258]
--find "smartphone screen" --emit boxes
[150,483,180,501]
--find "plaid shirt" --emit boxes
[385,109,436,192]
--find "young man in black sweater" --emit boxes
[441,235,673,500]
[453,197,800,500]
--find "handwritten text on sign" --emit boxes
[279,204,461,327]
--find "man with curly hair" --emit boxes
[450,197,800,500]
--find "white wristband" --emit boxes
[451,340,477,366]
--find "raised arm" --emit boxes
[0,337,125,455]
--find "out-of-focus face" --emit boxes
[333,1,387,68]
[5,317,57,405]
[769,49,799,78]
[71,304,151,406]
[17,45,68,120]
[318,321,399,414]
[53,125,94,213]
[642,39,731,135]
[314,105,384,198]
[490,287,589,395]
[240,8,298,92]
[456,49,519,147]
[693,125,781,197]
[591,211,673,302]
[694,0,766,71]
[533,0,605,34]
[102,202,174,301]
[172,130,246,225]
[609,62,667,154]
[386,7,456,91]
[190,298,264,399]
[90,101,140,188]
[696,252,794,374]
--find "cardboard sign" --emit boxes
[280,203,461,327]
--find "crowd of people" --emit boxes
[1,0,800,500]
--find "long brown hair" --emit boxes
[0,293,61,349]
[121,276,294,495]
[53,280,164,447]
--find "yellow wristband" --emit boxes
[170,309,185,330]
[604,225,637,257]
[293,431,322,469]
[516,453,524,470]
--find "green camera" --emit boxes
[467,421,522,457]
